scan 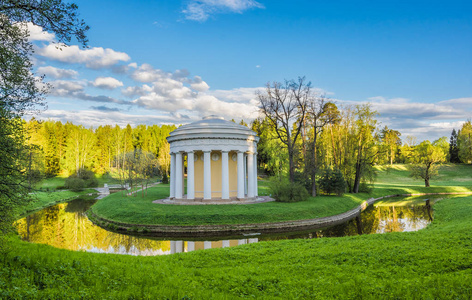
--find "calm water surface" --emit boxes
[14,196,437,256]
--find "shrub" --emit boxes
[85,178,99,188]
[293,171,312,192]
[269,178,309,202]
[161,173,169,184]
[319,168,347,196]
[64,177,85,192]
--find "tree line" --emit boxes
[254,77,472,196]
[24,119,176,184]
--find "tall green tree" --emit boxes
[449,129,460,163]
[0,0,88,241]
[380,126,401,165]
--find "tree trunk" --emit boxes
[425,163,431,187]
[330,126,338,168]
[311,127,318,197]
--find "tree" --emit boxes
[352,104,378,193]
[409,140,446,187]
[306,97,338,196]
[380,126,401,165]
[458,121,472,163]
[0,0,88,240]
[257,77,310,182]
[449,129,460,163]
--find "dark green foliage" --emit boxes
[319,168,347,196]
[64,177,85,191]
[293,171,311,192]
[449,129,460,163]
[161,172,169,184]
[64,169,98,190]
[269,178,309,202]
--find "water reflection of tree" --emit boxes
[261,203,431,242]
[15,199,170,255]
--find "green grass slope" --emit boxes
[2,195,472,299]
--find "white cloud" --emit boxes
[19,22,55,42]
[92,77,124,89]
[190,76,210,92]
[36,44,131,68]
[37,66,78,79]
[182,0,264,21]
[49,80,85,96]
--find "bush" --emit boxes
[161,173,169,184]
[77,168,95,180]
[64,177,85,191]
[269,178,309,203]
[293,171,312,192]
[85,178,99,188]
[319,168,347,196]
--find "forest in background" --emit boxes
[22,110,472,193]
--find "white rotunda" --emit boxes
[166,115,259,201]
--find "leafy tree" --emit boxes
[0,0,88,241]
[458,121,472,163]
[352,104,378,193]
[380,126,401,165]
[409,140,446,187]
[449,129,460,163]
[305,98,339,196]
[257,77,310,182]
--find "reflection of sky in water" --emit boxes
[15,197,434,256]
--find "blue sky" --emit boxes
[27,0,472,141]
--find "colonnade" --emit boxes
[169,150,258,200]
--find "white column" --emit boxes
[175,240,184,253]
[204,241,212,249]
[222,240,230,248]
[221,151,229,200]
[187,241,195,252]
[203,151,211,200]
[247,152,255,198]
[238,239,247,245]
[237,151,245,199]
[187,151,195,200]
[254,152,258,197]
[170,152,176,199]
[175,152,183,199]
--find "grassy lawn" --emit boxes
[89,164,472,226]
[2,194,472,299]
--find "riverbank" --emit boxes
[87,191,472,237]
[88,164,472,230]
[2,194,472,298]
[20,189,98,218]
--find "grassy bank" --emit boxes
[21,189,98,217]
[89,164,472,226]
[2,194,472,299]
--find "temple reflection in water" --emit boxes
[170,239,259,254]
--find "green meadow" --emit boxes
[1,163,472,299]
[90,164,472,226]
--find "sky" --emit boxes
[26,0,472,141]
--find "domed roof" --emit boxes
[167,115,258,143]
